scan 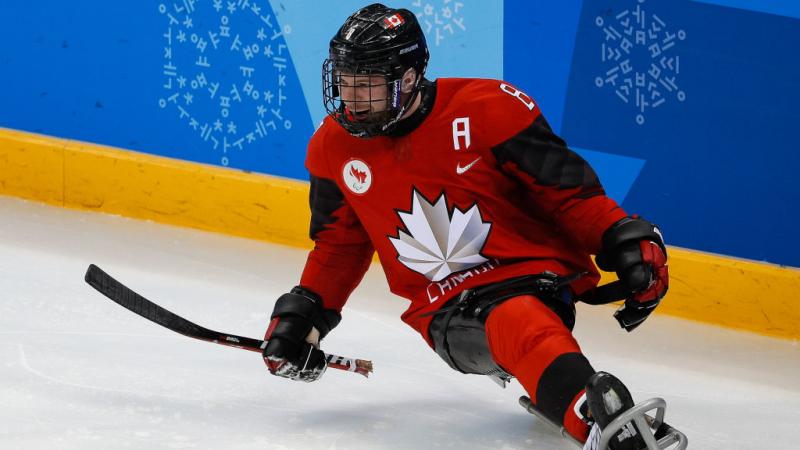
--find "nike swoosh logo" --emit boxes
[456,157,482,175]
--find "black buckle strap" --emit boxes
[423,271,585,320]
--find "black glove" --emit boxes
[262,286,341,382]
[596,216,669,332]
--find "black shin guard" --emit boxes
[536,353,595,425]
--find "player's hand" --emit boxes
[596,217,669,331]
[262,287,340,382]
[263,336,328,382]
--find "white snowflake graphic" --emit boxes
[412,0,466,46]
[158,1,294,166]
[389,190,491,282]
[594,0,687,125]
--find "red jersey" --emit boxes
[299,78,626,346]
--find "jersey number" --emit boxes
[499,83,536,111]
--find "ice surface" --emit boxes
[0,196,798,449]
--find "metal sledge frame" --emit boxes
[519,396,688,450]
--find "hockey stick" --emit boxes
[84,264,373,378]
[575,280,629,305]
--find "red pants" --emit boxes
[485,295,593,442]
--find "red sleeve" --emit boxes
[299,126,374,312]
[481,84,626,253]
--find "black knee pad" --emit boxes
[429,303,506,376]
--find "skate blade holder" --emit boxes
[598,397,688,450]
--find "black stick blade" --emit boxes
[85,264,216,341]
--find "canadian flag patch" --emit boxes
[384,14,404,29]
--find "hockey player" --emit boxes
[261,4,673,449]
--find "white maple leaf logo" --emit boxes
[389,190,491,282]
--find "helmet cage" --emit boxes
[323,59,418,138]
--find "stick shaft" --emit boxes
[84,264,371,377]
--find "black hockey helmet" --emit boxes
[323,3,430,137]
